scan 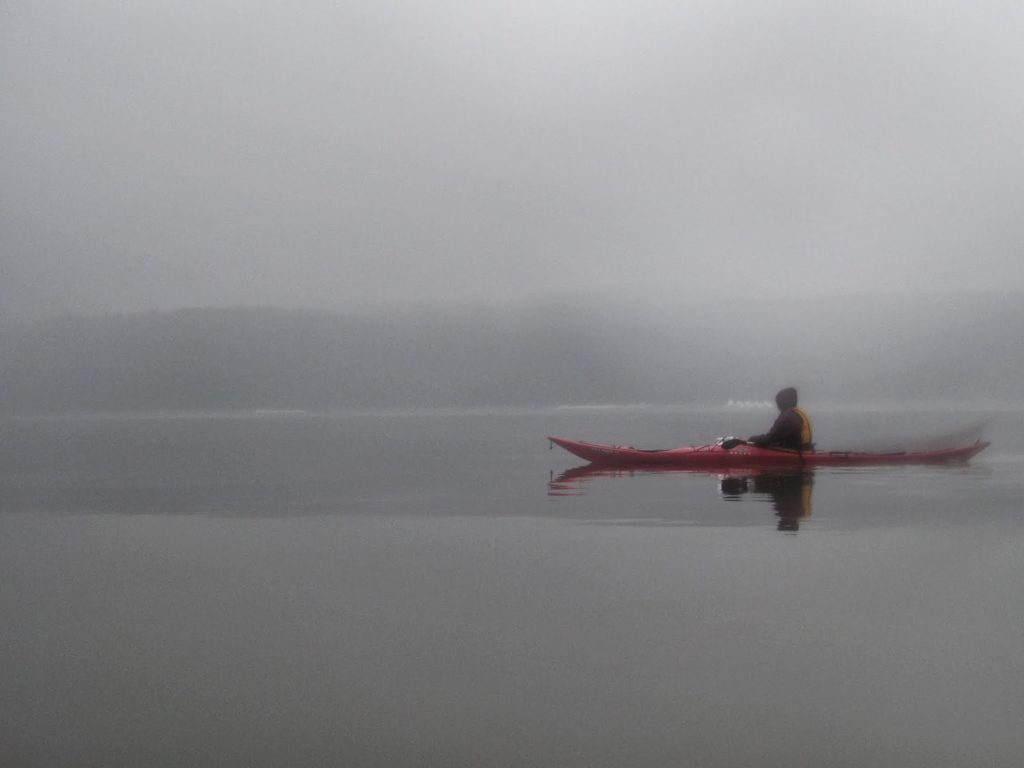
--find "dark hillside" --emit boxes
[0,294,1020,413]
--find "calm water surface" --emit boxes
[1,406,1022,767]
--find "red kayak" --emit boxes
[548,436,990,467]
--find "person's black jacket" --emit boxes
[748,408,812,451]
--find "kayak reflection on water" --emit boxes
[548,465,815,533]
[719,469,814,532]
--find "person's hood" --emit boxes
[775,387,798,410]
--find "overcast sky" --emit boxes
[3,0,1024,318]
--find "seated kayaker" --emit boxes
[748,387,814,452]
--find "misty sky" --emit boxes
[4,1,1024,318]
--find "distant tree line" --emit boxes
[0,294,1021,414]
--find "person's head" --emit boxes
[775,387,798,411]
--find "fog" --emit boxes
[4,1,1024,319]
[8,9,1024,768]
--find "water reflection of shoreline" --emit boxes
[549,465,815,533]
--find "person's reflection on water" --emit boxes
[720,469,815,532]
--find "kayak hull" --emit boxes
[548,436,989,467]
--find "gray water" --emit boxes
[1,405,1022,767]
